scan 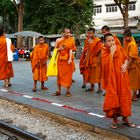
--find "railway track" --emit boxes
[0,120,43,140]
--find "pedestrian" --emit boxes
[30,36,49,92]
[101,33,135,129]
[123,29,140,101]
[52,28,76,97]
[83,28,103,93]
[0,25,14,87]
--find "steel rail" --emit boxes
[0,120,43,140]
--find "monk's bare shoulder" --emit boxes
[56,37,63,43]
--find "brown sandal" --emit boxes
[52,91,61,96]
[66,91,71,97]
[123,122,136,128]
[41,86,48,90]
[32,88,36,92]
[85,88,94,92]
[111,123,118,129]
[3,84,9,88]
[132,96,138,101]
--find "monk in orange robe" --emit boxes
[31,36,49,92]
[83,28,103,93]
[79,42,88,88]
[123,30,140,101]
[69,35,77,81]
[53,28,75,97]
[101,33,135,129]
[101,25,121,46]
[0,26,14,87]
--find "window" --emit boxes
[129,3,136,11]
[94,6,102,14]
[106,5,118,13]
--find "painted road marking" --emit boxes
[52,103,64,107]
[88,112,105,118]
[0,89,106,119]
[136,126,140,128]
[1,89,8,92]
[23,95,33,99]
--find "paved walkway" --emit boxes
[0,60,140,140]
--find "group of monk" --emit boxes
[0,24,140,129]
[80,26,140,128]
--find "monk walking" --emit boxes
[31,36,49,92]
[0,25,14,87]
[123,29,140,101]
[53,28,75,97]
[83,28,103,93]
[101,33,135,129]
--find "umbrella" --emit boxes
[14,31,44,37]
[6,34,16,38]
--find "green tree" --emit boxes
[114,0,129,28]
[25,0,93,35]
[0,0,17,32]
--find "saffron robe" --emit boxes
[0,35,14,80]
[31,43,49,82]
[57,37,75,88]
[124,37,140,90]
[83,37,103,84]
[101,45,132,118]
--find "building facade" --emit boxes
[93,0,140,33]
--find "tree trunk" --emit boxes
[123,5,129,28]
[17,0,24,49]
[123,13,129,28]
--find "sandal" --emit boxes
[85,88,94,92]
[8,83,12,87]
[97,89,103,94]
[72,79,76,83]
[32,88,36,92]
[52,91,61,96]
[132,97,138,101]
[3,84,9,88]
[82,84,86,88]
[122,118,136,128]
[111,123,118,129]
[123,122,136,128]
[41,86,48,90]
[66,91,71,97]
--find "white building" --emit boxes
[93,0,140,33]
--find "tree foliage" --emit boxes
[24,0,93,34]
[0,0,17,32]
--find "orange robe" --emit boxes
[31,43,49,82]
[124,37,140,90]
[84,37,103,84]
[114,35,122,46]
[70,37,76,73]
[57,37,75,88]
[0,35,14,80]
[79,40,88,75]
[101,45,132,118]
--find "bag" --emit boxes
[6,38,13,62]
[47,48,58,76]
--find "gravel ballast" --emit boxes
[0,99,122,140]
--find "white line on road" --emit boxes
[51,103,64,107]
[23,95,33,99]
[88,112,105,118]
[0,89,8,92]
